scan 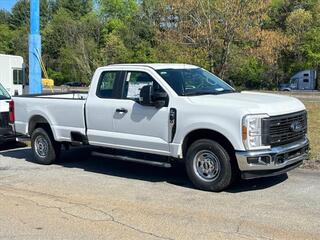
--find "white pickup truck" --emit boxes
[11,64,309,191]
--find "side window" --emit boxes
[124,72,154,100]
[13,69,23,85]
[96,71,119,98]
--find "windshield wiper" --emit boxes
[183,91,218,96]
[216,89,236,94]
[183,89,235,96]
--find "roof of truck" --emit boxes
[108,63,199,70]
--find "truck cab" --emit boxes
[280,70,317,91]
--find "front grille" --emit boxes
[262,111,307,147]
[0,112,9,128]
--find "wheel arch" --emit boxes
[182,129,238,169]
[28,115,55,139]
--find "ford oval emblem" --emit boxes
[290,121,302,132]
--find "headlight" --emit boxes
[242,114,270,150]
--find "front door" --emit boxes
[113,71,170,155]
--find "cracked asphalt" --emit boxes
[0,144,319,240]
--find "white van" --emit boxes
[0,54,28,96]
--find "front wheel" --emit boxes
[31,127,61,165]
[185,139,234,191]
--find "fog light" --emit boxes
[247,156,271,165]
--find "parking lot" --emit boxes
[0,144,319,240]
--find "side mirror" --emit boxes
[140,85,153,106]
[140,85,168,108]
[153,90,168,108]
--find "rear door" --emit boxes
[86,70,124,146]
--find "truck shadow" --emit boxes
[0,141,28,151]
[0,146,288,193]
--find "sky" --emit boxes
[0,0,17,11]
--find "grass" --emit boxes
[303,101,320,161]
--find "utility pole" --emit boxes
[29,0,42,94]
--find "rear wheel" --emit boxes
[31,127,61,165]
[185,139,234,191]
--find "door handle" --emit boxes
[116,108,128,113]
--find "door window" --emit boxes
[123,72,155,100]
[96,71,121,98]
[123,71,166,101]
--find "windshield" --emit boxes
[157,68,234,96]
[0,84,11,100]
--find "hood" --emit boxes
[187,91,305,116]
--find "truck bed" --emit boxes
[13,92,88,141]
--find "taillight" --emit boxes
[9,100,14,123]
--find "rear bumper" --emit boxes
[236,138,309,179]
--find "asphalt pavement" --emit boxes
[0,144,319,240]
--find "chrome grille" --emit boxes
[262,111,307,147]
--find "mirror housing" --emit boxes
[140,85,153,106]
[139,85,168,108]
[153,90,168,108]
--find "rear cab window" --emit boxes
[96,71,122,99]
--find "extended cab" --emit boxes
[11,64,309,191]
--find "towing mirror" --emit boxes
[153,90,168,108]
[140,85,153,106]
[139,85,168,108]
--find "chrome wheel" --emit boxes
[193,150,221,182]
[34,135,49,158]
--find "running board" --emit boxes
[92,151,172,168]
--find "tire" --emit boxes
[185,139,234,192]
[31,127,61,165]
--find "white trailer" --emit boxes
[0,54,28,96]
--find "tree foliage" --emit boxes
[0,0,319,89]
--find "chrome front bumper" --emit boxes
[236,138,309,179]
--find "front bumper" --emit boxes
[236,138,309,179]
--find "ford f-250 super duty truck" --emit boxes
[10,64,309,191]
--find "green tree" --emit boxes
[0,10,11,25]
[0,24,13,53]
[57,0,93,19]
